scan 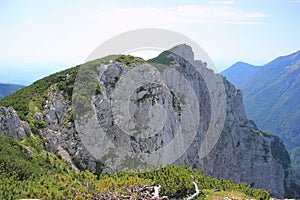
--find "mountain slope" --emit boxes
[0,45,299,198]
[0,132,270,199]
[242,51,300,139]
[242,51,300,176]
[221,62,261,87]
[0,83,24,99]
[221,50,300,179]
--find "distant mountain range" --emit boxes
[0,83,24,99]
[221,50,300,176]
[221,62,261,88]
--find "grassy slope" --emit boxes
[0,134,269,199]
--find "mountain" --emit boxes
[0,83,24,99]
[0,45,299,198]
[221,62,261,87]
[222,50,300,179]
[242,51,300,141]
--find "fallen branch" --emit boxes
[154,185,161,199]
[96,184,168,200]
[150,185,169,200]
[186,175,201,200]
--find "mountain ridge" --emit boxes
[221,61,261,88]
[0,83,24,99]
[221,49,300,182]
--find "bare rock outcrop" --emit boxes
[0,106,31,140]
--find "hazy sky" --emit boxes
[1,0,300,85]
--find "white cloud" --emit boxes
[88,5,268,25]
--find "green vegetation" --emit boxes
[137,165,270,199]
[0,57,114,131]
[0,134,98,199]
[72,62,99,120]
[148,50,175,67]
[201,189,266,200]
[115,55,145,66]
[94,54,145,66]
[0,55,144,124]
[0,134,270,199]
[0,65,79,121]
[97,54,121,64]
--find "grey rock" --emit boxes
[0,106,31,140]
[23,146,33,155]
[168,46,293,197]
[75,45,291,197]
[42,86,68,131]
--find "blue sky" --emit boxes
[0,0,299,85]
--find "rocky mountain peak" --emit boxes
[0,45,298,198]
[169,44,194,62]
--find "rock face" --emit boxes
[161,45,294,197]
[35,85,103,174]
[74,44,294,197]
[0,45,296,198]
[0,106,31,140]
